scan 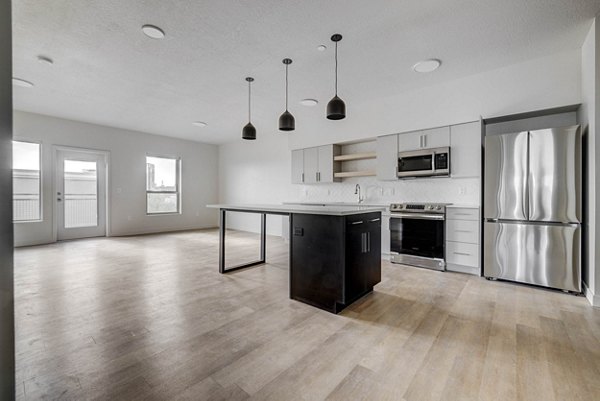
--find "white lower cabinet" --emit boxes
[446,207,480,275]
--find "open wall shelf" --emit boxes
[334,170,376,178]
[333,151,376,162]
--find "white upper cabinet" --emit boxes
[303,147,319,184]
[376,134,398,181]
[398,126,450,152]
[422,126,450,148]
[397,131,422,152]
[317,145,338,183]
[291,145,340,184]
[291,149,304,184]
[450,121,481,178]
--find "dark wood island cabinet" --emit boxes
[290,211,381,313]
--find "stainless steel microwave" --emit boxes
[397,147,450,178]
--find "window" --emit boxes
[146,155,180,214]
[13,141,41,222]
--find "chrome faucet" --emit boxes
[355,184,364,203]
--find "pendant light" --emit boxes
[326,34,346,120]
[242,77,256,140]
[279,58,295,131]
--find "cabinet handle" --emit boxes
[352,221,364,225]
[361,232,367,253]
[301,173,304,183]
[367,232,371,252]
[453,252,471,256]
[455,230,473,233]
[422,135,427,148]
[370,218,381,222]
[453,213,472,216]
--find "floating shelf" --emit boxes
[334,170,376,178]
[333,151,377,162]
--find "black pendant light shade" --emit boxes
[242,122,256,140]
[242,77,256,140]
[327,34,346,120]
[326,96,346,120]
[279,58,295,131]
[279,110,295,131]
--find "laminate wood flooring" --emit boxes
[14,229,600,400]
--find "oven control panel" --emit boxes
[390,203,449,214]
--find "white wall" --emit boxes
[218,132,293,236]
[218,50,581,236]
[579,18,600,306]
[0,0,15,397]
[13,111,219,246]
[288,49,581,150]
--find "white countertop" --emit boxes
[207,204,386,216]
[283,201,390,208]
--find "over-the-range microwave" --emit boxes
[397,147,450,178]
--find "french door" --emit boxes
[56,148,107,240]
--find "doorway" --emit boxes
[55,148,108,240]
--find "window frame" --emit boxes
[12,139,43,223]
[145,154,181,215]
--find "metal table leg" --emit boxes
[219,209,267,274]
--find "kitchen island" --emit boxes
[207,204,384,313]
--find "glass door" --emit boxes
[56,149,107,240]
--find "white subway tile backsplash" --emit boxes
[294,176,480,205]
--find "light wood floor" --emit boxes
[14,229,600,401]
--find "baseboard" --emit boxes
[583,282,600,307]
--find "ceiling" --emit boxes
[12,0,600,145]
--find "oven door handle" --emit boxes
[390,213,444,221]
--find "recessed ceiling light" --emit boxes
[12,78,34,88]
[300,99,319,107]
[37,55,54,65]
[412,59,441,73]
[192,121,207,127]
[317,45,327,51]
[142,24,165,39]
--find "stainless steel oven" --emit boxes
[397,147,450,178]
[389,203,448,271]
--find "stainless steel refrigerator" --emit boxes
[483,125,582,292]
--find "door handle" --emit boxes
[57,198,62,202]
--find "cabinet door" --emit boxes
[345,220,368,300]
[366,215,382,288]
[376,134,399,181]
[291,149,304,184]
[422,126,450,148]
[450,122,481,178]
[398,131,422,152]
[317,145,334,183]
[303,147,319,184]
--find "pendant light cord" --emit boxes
[285,64,289,111]
[248,80,251,122]
[335,41,338,96]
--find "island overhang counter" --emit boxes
[207,204,384,313]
